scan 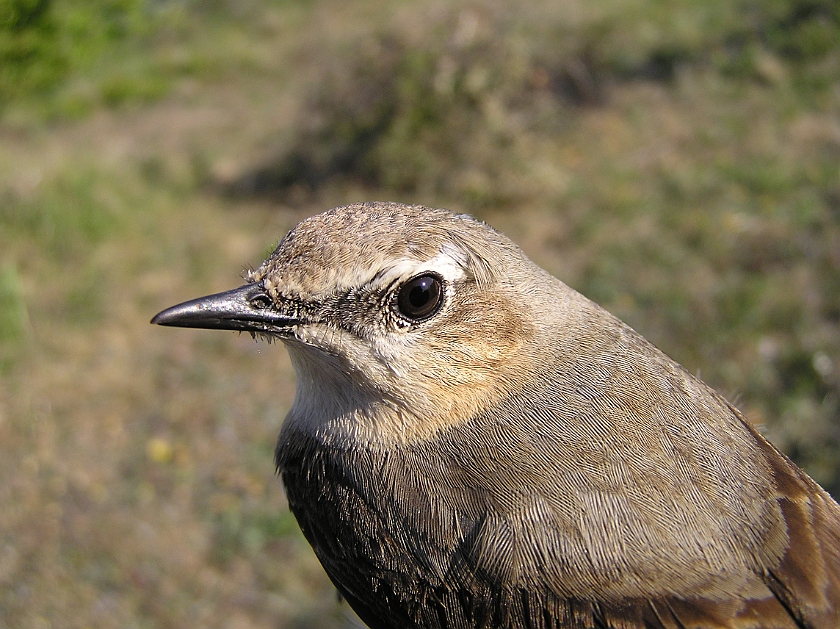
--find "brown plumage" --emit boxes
[152,202,840,629]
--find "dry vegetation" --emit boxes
[1,0,839,627]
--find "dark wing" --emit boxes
[748,421,840,629]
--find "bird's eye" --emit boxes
[397,274,443,321]
[249,293,273,310]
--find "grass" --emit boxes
[1,0,839,627]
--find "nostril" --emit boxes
[249,294,273,309]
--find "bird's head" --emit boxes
[152,202,571,444]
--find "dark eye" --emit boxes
[248,292,273,310]
[397,274,443,321]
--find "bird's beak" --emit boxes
[151,283,297,335]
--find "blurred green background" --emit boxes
[1,0,838,627]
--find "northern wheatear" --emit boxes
[153,202,840,629]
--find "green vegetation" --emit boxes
[1,0,838,627]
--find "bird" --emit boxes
[152,201,840,629]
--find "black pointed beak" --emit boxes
[151,283,298,335]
